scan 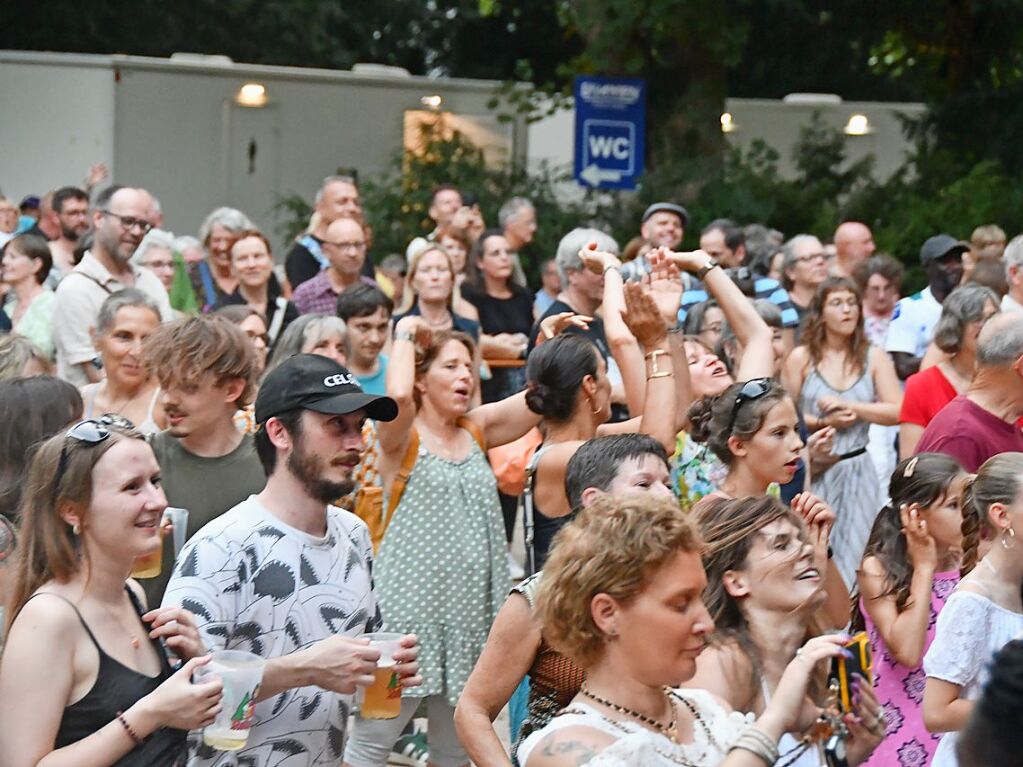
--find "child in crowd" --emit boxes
[923,452,1023,766]
[856,453,968,766]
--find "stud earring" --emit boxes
[72,522,81,536]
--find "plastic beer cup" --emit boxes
[195,650,266,750]
[358,632,403,719]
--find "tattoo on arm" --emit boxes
[541,739,598,765]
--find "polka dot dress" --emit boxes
[375,428,508,707]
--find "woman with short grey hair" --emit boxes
[132,228,177,294]
[898,284,1000,458]
[190,206,260,311]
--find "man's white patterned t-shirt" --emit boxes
[162,496,381,767]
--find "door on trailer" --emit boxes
[221,102,281,249]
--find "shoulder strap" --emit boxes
[24,592,102,651]
[198,260,218,307]
[267,296,289,345]
[456,416,485,451]
[384,427,421,526]
[521,445,551,577]
[299,235,330,271]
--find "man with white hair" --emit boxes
[498,196,534,287]
[286,175,363,289]
[916,311,1023,470]
[527,227,615,358]
[53,185,174,384]
[1001,234,1023,314]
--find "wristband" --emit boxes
[116,712,144,746]
[695,258,719,280]
[395,330,416,344]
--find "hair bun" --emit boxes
[686,397,715,443]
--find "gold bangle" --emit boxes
[647,371,673,380]
[645,348,670,377]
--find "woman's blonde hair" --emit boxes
[5,422,143,634]
[961,452,1023,576]
[535,494,700,668]
[401,245,456,313]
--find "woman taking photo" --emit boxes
[462,229,535,402]
[343,318,541,767]
[899,285,999,458]
[2,233,56,359]
[519,494,872,767]
[214,229,298,350]
[394,244,480,341]
[0,418,222,765]
[783,276,902,586]
[82,290,166,436]
[688,495,884,767]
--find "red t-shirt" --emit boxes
[900,365,958,428]
[915,396,1023,471]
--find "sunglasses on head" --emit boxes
[728,378,773,432]
[54,415,136,491]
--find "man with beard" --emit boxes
[53,185,173,384]
[47,185,90,281]
[886,234,968,380]
[163,353,419,767]
[140,315,267,605]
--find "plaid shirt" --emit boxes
[292,271,377,315]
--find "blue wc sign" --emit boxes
[573,76,646,190]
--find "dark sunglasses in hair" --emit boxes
[728,378,773,432]
[54,415,136,491]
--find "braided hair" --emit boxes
[960,452,1023,577]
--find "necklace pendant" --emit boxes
[130,636,140,650]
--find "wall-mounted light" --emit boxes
[720,112,737,133]
[844,113,871,136]
[235,82,268,108]
[421,94,443,111]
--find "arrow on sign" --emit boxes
[580,164,622,187]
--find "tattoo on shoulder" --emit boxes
[541,738,598,765]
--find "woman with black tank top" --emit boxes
[523,254,685,569]
[0,418,223,766]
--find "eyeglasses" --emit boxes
[728,378,773,431]
[794,252,828,264]
[101,210,153,234]
[324,240,366,251]
[54,415,136,491]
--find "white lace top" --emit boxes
[518,688,754,767]
[923,589,1023,767]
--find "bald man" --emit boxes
[832,221,876,278]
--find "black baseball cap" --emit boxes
[255,354,398,424]
[641,202,690,227]
[920,234,969,264]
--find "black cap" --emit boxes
[920,234,969,264]
[641,202,689,227]
[255,354,398,424]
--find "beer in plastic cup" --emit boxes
[195,650,266,750]
[358,632,403,719]
[130,507,189,579]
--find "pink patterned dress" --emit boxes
[860,568,960,767]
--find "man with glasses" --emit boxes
[53,185,173,385]
[292,216,377,315]
[46,185,90,283]
[286,175,363,289]
[885,234,968,380]
[781,234,829,335]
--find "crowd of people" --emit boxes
[1,169,1023,767]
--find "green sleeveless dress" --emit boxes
[375,433,508,707]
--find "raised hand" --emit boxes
[900,503,938,572]
[622,282,668,349]
[579,243,621,274]
[539,311,592,343]
[646,253,684,328]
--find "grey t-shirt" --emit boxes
[142,432,266,606]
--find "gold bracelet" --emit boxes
[645,348,670,377]
[647,371,673,380]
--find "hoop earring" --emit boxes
[72,522,81,536]
[589,397,601,416]
[1002,528,1016,550]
